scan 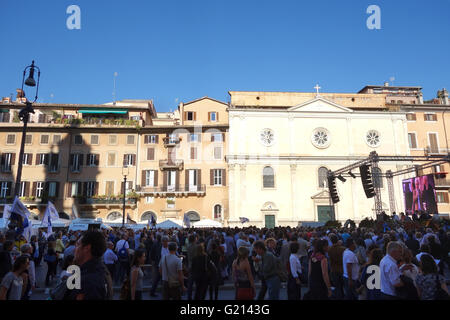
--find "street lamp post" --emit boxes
[14,61,40,198]
[122,165,129,227]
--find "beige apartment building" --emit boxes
[360,84,450,216]
[0,94,229,225]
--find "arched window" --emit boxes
[141,211,157,222]
[106,211,122,222]
[214,205,222,219]
[318,167,328,188]
[186,211,200,222]
[263,166,275,188]
[372,167,383,188]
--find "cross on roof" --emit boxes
[314,84,321,95]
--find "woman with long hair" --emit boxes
[359,247,383,300]
[232,246,255,300]
[130,249,146,300]
[191,244,210,300]
[44,241,58,287]
[305,239,332,300]
[416,254,449,300]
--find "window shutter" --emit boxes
[183,112,187,121]
[67,183,72,197]
[11,153,16,165]
[444,192,449,203]
[216,112,219,121]
[175,171,179,191]
[86,154,91,165]
[185,170,189,190]
[6,182,12,197]
[193,112,197,121]
[43,182,49,198]
[147,148,154,160]
[222,133,225,142]
[190,147,195,160]
[69,154,74,167]
[94,182,99,196]
[424,114,427,121]
[23,182,29,197]
[95,154,99,166]
[55,182,60,198]
[121,182,125,194]
[433,114,438,121]
[155,135,159,144]
[27,154,32,165]
[82,182,88,197]
[36,153,40,165]
[132,154,136,166]
[163,171,167,190]
[210,169,214,185]
[32,182,37,197]
[208,112,211,121]
[198,169,202,187]
[142,170,147,187]
[123,154,127,166]
[211,134,215,142]
[154,170,158,187]
[222,169,226,186]
[128,181,133,191]
[79,154,84,167]
[144,135,149,144]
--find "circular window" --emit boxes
[366,130,380,148]
[260,128,275,147]
[311,128,331,149]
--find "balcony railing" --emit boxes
[434,179,450,187]
[79,197,138,205]
[140,184,206,195]
[163,137,181,146]
[159,159,184,170]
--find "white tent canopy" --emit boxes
[32,218,71,229]
[155,219,183,229]
[192,219,222,228]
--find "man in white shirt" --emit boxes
[379,241,404,300]
[342,238,359,300]
[103,241,118,281]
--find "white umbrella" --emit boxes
[192,219,222,228]
[155,219,183,229]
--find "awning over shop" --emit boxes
[0,109,9,113]
[78,109,128,114]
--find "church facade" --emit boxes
[226,90,412,227]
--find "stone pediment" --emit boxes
[310,190,331,200]
[288,97,354,113]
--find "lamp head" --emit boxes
[24,61,36,87]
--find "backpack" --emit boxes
[276,256,288,282]
[117,241,129,262]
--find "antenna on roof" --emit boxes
[50,93,54,103]
[389,76,395,86]
[113,72,118,105]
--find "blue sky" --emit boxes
[0,0,449,112]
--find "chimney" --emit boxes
[418,92,424,104]
[384,82,389,87]
[440,88,449,105]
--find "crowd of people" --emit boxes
[0,213,449,300]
